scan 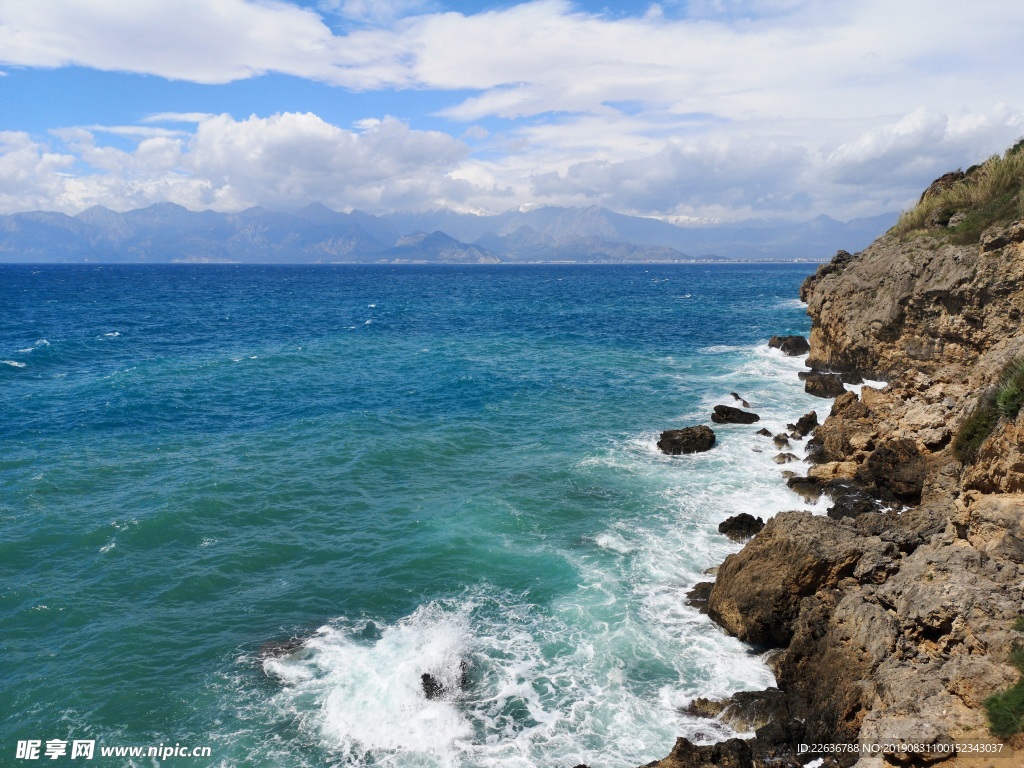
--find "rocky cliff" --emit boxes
[647,156,1024,767]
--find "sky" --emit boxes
[1,0,1023,222]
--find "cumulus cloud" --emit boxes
[0,113,476,214]
[2,1,1024,218]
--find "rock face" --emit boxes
[768,335,810,356]
[644,188,1024,767]
[658,425,716,454]
[803,372,846,398]
[711,405,761,424]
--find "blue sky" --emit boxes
[1,0,1023,221]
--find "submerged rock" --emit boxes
[729,392,751,408]
[773,452,799,464]
[718,513,765,541]
[711,404,760,424]
[768,335,810,357]
[658,425,716,454]
[421,673,445,700]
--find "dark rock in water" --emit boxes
[652,737,754,768]
[718,513,765,541]
[773,452,799,464]
[686,581,713,615]
[658,425,716,454]
[786,411,818,437]
[711,404,760,424]
[768,335,810,356]
[839,370,863,385]
[755,427,772,437]
[786,475,821,502]
[729,392,750,408]
[421,673,445,700]
[258,636,306,661]
[773,433,790,449]
[683,697,726,719]
[803,372,845,398]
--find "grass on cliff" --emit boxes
[985,645,1024,738]
[954,357,1024,463]
[893,138,1024,244]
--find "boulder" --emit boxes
[773,433,790,448]
[786,411,818,437]
[686,581,713,614]
[774,453,799,464]
[803,372,846,398]
[859,438,927,504]
[658,425,716,455]
[729,392,751,408]
[718,513,765,541]
[768,335,810,356]
[755,427,773,437]
[711,404,760,424]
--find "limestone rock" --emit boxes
[804,372,846,398]
[768,335,810,356]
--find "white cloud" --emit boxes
[0,113,475,214]
[2,1,1024,218]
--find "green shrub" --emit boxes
[893,139,1024,241]
[996,358,1024,419]
[985,646,1024,738]
[1015,616,1024,633]
[953,392,1000,463]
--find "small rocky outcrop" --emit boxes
[711,405,760,424]
[730,392,751,407]
[786,411,817,437]
[755,427,772,437]
[772,433,790,448]
[642,737,755,768]
[773,452,799,464]
[767,335,810,356]
[685,581,713,615]
[803,372,845,398]
[718,513,765,541]
[658,426,716,454]
[421,673,445,700]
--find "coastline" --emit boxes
[641,209,1024,766]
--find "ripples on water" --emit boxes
[0,263,824,767]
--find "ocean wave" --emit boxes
[2,360,27,368]
[18,339,50,353]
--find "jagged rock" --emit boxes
[822,481,877,519]
[643,737,753,768]
[772,433,790,448]
[859,438,927,503]
[755,427,772,437]
[730,392,751,408]
[980,220,1024,252]
[773,452,799,464]
[767,335,810,356]
[683,697,726,719]
[786,475,821,502]
[707,511,894,647]
[803,372,846,398]
[658,426,716,454]
[718,513,765,541]
[786,411,817,437]
[711,405,760,424]
[685,581,713,615]
[919,170,965,203]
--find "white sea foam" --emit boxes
[18,339,50,353]
[2,360,26,368]
[104,331,120,337]
[594,531,636,555]
[100,540,116,553]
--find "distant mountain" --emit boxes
[0,203,898,263]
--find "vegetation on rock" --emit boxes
[984,645,1024,738]
[893,138,1024,243]
[954,357,1024,463]
[996,357,1024,419]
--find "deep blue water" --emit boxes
[1,263,822,767]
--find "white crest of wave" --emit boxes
[265,605,473,760]
[2,360,27,368]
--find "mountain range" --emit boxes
[0,203,898,263]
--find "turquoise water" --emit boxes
[1,264,823,767]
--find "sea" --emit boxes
[1,262,829,768]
